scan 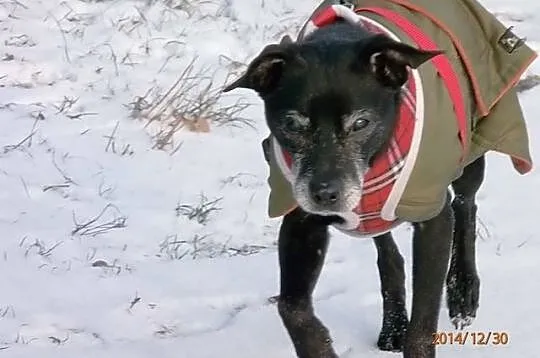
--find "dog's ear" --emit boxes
[223,40,295,95]
[359,35,443,89]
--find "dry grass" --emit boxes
[158,233,272,260]
[130,57,253,151]
[175,194,222,225]
[71,204,127,237]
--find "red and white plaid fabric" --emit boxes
[275,4,466,237]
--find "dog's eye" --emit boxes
[284,113,308,131]
[352,118,369,131]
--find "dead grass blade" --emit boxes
[132,56,253,151]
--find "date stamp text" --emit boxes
[432,331,509,346]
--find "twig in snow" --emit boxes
[154,324,176,338]
[101,43,119,76]
[3,118,39,153]
[46,11,71,63]
[10,0,29,10]
[0,305,16,319]
[23,238,63,259]
[90,259,132,276]
[104,121,120,153]
[19,177,30,199]
[54,96,79,114]
[66,112,98,119]
[51,151,75,185]
[48,335,69,345]
[98,179,116,199]
[72,204,127,237]
[102,122,134,156]
[3,132,34,153]
[14,333,37,345]
[126,87,154,118]
[158,234,189,260]
[42,184,71,192]
[175,195,222,225]
[128,292,142,311]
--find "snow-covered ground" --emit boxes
[1,0,539,357]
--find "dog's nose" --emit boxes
[309,180,340,205]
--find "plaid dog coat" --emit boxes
[266,0,536,237]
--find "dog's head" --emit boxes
[224,25,440,218]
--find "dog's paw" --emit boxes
[377,311,408,352]
[450,314,474,330]
[446,270,480,329]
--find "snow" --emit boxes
[0,0,538,357]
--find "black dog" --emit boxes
[224,17,486,358]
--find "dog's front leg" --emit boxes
[404,194,454,358]
[277,207,337,358]
[373,232,408,352]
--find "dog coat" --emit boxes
[266,0,536,237]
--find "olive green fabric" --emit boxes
[266,0,536,223]
[359,0,538,116]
